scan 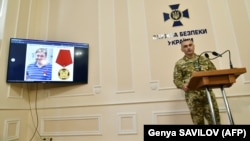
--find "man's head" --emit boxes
[180,39,195,58]
[35,48,47,66]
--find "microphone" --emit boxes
[212,50,233,69]
[212,51,222,57]
[204,53,209,59]
[197,51,213,71]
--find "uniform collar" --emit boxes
[183,53,198,61]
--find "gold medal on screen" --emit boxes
[58,68,70,80]
[56,49,73,80]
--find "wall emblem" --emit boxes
[163,4,189,27]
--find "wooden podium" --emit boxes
[188,67,247,125]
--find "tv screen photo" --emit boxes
[6,38,89,83]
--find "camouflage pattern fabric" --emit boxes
[173,54,221,124]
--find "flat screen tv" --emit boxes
[6,38,89,83]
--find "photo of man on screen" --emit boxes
[25,48,52,81]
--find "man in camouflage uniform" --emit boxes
[173,39,220,125]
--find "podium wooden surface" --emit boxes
[188,67,247,90]
[187,67,247,124]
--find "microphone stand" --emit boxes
[197,50,235,124]
[212,50,233,69]
[197,51,218,124]
[211,50,234,124]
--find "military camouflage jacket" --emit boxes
[173,54,216,89]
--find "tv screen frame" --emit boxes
[6,38,89,84]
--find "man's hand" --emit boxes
[182,83,189,92]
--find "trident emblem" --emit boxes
[163,4,189,27]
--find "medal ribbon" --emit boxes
[56,49,73,67]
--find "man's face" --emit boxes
[181,40,195,57]
[36,52,46,65]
